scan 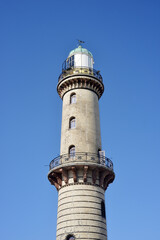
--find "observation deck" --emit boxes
[49,152,113,170]
[57,67,104,99]
[58,66,103,83]
[48,152,115,191]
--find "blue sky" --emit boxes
[0,0,160,239]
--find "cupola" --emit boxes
[62,45,94,70]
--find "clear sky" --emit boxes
[0,0,160,239]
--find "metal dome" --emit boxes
[68,45,93,57]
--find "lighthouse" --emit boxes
[48,44,115,240]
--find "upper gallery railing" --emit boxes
[58,67,103,83]
[49,152,113,171]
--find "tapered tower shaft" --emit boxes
[48,45,115,240]
[61,89,101,154]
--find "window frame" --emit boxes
[66,234,75,240]
[101,200,106,219]
[69,117,76,129]
[69,145,75,158]
[70,93,76,104]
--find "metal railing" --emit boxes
[49,152,113,171]
[58,67,103,83]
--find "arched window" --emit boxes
[69,145,75,157]
[66,235,75,240]
[101,200,106,219]
[70,93,76,104]
[69,117,76,129]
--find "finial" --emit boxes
[77,39,85,47]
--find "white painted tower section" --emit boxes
[48,45,115,240]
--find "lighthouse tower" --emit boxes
[48,44,115,240]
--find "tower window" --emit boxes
[66,235,75,240]
[70,93,76,104]
[69,145,75,157]
[101,200,106,219]
[69,117,76,129]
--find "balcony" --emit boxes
[49,152,113,171]
[58,67,103,83]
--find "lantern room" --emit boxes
[62,45,94,70]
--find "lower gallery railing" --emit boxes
[49,152,113,171]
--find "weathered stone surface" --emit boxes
[56,184,107,240]
[60,89,101,155]
[48,61,115,240]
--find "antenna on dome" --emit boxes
[77,39,85,47]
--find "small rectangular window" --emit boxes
[70,94,76,104]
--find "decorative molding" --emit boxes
[48,165,115,191]
[104,174,114,190]
[92,169,99,184]
[83,166,88,182]
[57,76,104,99]
[99,171,110,187]
[62,168,68,184]
[59,182,104,190]
[71,167,77,182]
[48,177,59,190]
[53,173,62,187]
